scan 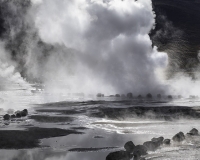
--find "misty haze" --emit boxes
[0,0,200,160]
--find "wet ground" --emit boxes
[1,92,200,160]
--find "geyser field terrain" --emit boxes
[0,0,200,160]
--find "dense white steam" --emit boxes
[31,0,168,95]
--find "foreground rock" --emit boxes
[163,139,171,145]
[172,132,185,142]
[133,145,147,157]
[187,128,199,135]
[106,151,133,160]
[124,141,135,153]
[143,137,164,151]
[3,114,10,120]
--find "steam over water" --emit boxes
[0,0,169,95]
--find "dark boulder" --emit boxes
[146,93,152,99]
[11,114,16,118]
[106,151,132,160]
[151,136,164,146]
[21,110,28,117]
[157,94,161,99]
[97,93,104,97]
[172,132,185,142]
[143,141,159,151]
[127,93,133,98]
[163,139,171,145]
[133,145,147,157]
[115,94,120,97]
[124,141,135,153]
[187,128,198,136]
[16,112,22,118]
[137,95,142,99]
[3,114,10,120]
[23,109,28,114]
[167,95,173,99]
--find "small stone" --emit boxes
[127,93,133,98]
[115,94,120,97]
[146,93,152,99]
[163,139,170,145]
[11,114,16,118]
[151,136,164,145]
[167,95,173,99]
[3,114,10,120]
[133,145,147,157]
[16,112,22,118]
[137,95,142,99]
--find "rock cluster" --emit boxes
[3,109,28,120]
[106,128,199,160]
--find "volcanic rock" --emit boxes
[167,95,173,99]
[133,145,147,156]
[11,114,16,118]
[127,93,133,98]
[157,94,161,99]
[143,141,159,151]
[187,128,199,135]
[163,139,170,145]
[146,93,152,99]
[172,132,185,142]
[151,136,164,146]
[115,94,120,97]
[106,151,132,160]
[3,114,10,120]
[16,112,22,118]
[124,141,135,153]
[137,95,142,99]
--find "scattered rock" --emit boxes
[187,128,199,135]
[133,145,147,156]
[97,93,104,97]
[124,141,135,153]
[172,132,185,142]
[143,141,159,151]
[146,93,152,99]
[106,151,132,160]
[115,94,120,97]
[16,112,22,118]
[137,95,142,99]
[151,136,164,146]
[157,94,161,99]
[3,114,10,120]
[21,110,28,117]
[11,114,16,119]
[163,139,170,145]
[167,95,173,99]
[127,93,133,98]
[178,95,182,99]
